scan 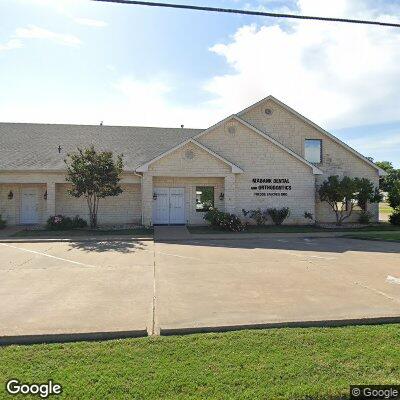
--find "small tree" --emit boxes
[318,176,380,225]
[388,180,400,211]
[65,146,123,228]
[376,161,400,193]
[354,177,382,211]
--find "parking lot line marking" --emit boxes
[156,251,205,261]
[354,281,400,303]
[0,243,98,268]
[387,275,400,285]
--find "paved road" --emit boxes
[0,236,399,339]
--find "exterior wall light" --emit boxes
[7,191,13,200]
[153,193,157,200]
[44,190,48,200]
[219,193,225,201]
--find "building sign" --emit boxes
[251,178,292,197]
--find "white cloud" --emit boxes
[73,18,108,28]
[0,39,23,51]
[206,0,400,130]
[3,0,400,136]
[15,25,82,47]
[351,133,400,151]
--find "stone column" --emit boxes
[224,174,236,214]
[141,173,153,226]
[46,181,56,218]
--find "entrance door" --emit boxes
[153,187,185,225]
[169,188,185,224]
[21,188,39,224]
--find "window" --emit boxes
[305,139,322,163]
[196,186,214,212]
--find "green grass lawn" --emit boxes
[188,223,400,235]
[343,231,400,242]
[380,202,394,216]
[1,325,400,399]
[12,228,153,238]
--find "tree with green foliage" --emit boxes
[388,180,400,212]
[318,176,381,225]
[65,146,123,228]
[354,177,382,212]
[375,161,400,193]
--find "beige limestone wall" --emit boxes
[0,171,141,226]
[0,183,47,225]
[198,122,316,224]
[238,99,380,222]
[148,142,232,177]
[55,183,142,225]
[147,142,232,225]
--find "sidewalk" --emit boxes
[0,226,391,243]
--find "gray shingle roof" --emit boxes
[0,123,203,171]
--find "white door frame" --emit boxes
[20,188,39,224]
[153,187,185,225]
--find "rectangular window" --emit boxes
[305,139,322,163]
[196,186,214,212]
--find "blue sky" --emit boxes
[1,0,399,166]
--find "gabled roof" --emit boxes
[136,138,244,173]
[0,122,202,171]
[238,95,387,176]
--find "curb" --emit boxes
[0,236,154,244]
[160,316,400,336]
[0,329,148,346]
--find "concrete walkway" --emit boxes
[154,226,191,240]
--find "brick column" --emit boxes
[224,174,236,214]
[46,181,56,218]
[141,173,153,226]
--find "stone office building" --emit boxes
[0,95,385,226]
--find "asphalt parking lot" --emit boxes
[0,237,399,340]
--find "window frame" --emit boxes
[304,139,323,164]
[195,186,215,213]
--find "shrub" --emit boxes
[304,212,314,222]
[47,215,74,230]
[204,208,244,232]
[72,215,88,229]
[318,175,380,225]
[389,211,400,226]
[242,208,268,226]
[267,207,290,226]
[46,215,88,230]
[0,215,6,230]
[358,210,372,224]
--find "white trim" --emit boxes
[238,95,387,176]
[135,138,244,173]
